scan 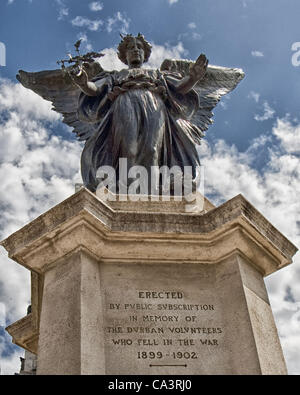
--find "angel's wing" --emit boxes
[161,58,245,134]
[16,61,103,141]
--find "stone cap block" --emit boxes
[0,188,298,277]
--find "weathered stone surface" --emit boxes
[37,250,105,375]
[95,187,215,214]
[1,189,297,374]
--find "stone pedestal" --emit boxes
[2,189,298,375]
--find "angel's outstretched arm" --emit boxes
[176,54,208,95]
[68,63,103,96]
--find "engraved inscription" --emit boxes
[105,290,223,366]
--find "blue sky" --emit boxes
[0,0,300,374]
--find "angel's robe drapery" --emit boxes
[77,68,204,192]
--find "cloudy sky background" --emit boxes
[0,0,300,374]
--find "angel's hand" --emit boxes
[67,63,100,97]
[68,64,89,88]
[189,54,208,83]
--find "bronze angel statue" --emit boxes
[17,34,244,193]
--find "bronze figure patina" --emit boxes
[17,34,244,193]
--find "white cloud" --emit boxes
[89,1,103,12]
[168,0,179,4]
[98,47,124,71]
[178,31,202,42]
[55,0,69,20]
[71,12,129,34]
[71,16,103,31]
[251,50,264,57]
[106,11,130,34]
[191,32,202,40]
[58,8,69,21]
[0,76,81,342]
[188,22,196,29]
[254,101,275,121]
[248,90,260,103]
[0,80,60,121]
[0,77,82,373]
[248,93,275,123]
[0,303,5,326]
[146,42,187,69]
[273,118,300,154]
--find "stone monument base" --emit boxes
[2,189,297,375]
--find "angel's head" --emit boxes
[117,33,152,68]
